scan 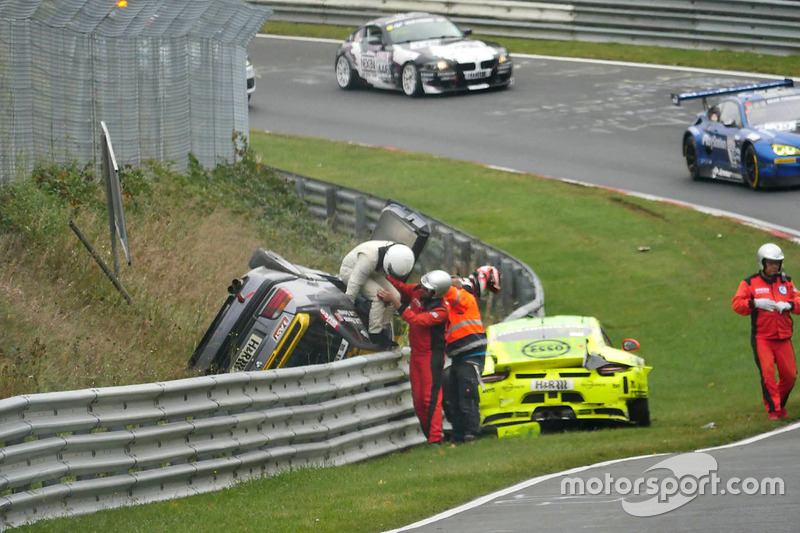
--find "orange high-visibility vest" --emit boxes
[443,286,487,357]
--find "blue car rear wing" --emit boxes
[670,78,794,109]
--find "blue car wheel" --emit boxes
[683,136,700,180]
[743,145,760,190]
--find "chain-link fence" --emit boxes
[0,0,271,185]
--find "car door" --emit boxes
[357,25,386,86]
[706,100,744,176]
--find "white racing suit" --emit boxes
[339,240,400,335]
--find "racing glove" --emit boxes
[753,298,778,312]
[776,301,793,314]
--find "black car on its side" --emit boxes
[189,201,430,374]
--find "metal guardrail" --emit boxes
[251,0,800,55]
[0,350,422,531]
[280,168,546,319]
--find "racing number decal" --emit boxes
[377,51,392,80]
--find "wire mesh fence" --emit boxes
[0,0,271,186]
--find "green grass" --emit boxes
[8,23,800,532]
[13,131,797,533]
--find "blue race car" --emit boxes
[672,78,800,189]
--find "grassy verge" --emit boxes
[262,21,800,76]
[15,131,797,532]
[0,139,353,396]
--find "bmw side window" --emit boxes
[719,102,742,128]
[366,26,383,45]
[708,106,720,122]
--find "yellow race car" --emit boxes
[479,315,652,437]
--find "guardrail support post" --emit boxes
[325,187,337,228]
[354,196,367,239]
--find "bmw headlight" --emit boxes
[772,144,800,156]
[426,60,450,71]
[498,53,508,64]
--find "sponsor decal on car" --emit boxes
[711,167,742,180]
[530,378,575,391]
[361,54,377,75]
[319,308,340,330]
[335,339,349,361]
[522,339,571,359]
[334,309,361,324]
[761,120,799,132]
[701,133,728,150]
[272,315,291,342]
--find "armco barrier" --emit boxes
[0,350,422,530]
[279,168,546,320]
[251,0,800,55]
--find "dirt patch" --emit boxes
[608,196,667,220]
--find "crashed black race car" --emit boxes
[334,12,513,97]
[189,201,430,374]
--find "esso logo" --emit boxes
[522,340,570,359]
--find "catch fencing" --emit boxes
[254,0,800,56]
[0,0,271,186]
[0,350,421,530]
[280,168,546,320]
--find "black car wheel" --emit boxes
[401,63,422,97]
[683,136,700,180]
[336,55,358,90]
[743,144,760,190]
[627,398,650,427]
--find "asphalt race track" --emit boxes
[247,35,800,236]
[385,423,800,532]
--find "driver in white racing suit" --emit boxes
[339,240,415,342]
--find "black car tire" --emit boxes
[401,63,422,97]
[683,136,700,181]
[743,144,760,190]
[627,398,651,427]
[336,55,358,90]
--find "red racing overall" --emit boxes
[388,277,448,443]
[732,272,800,415]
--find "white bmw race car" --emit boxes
[335,12,513,97]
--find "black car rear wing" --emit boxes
[670,78,794,109]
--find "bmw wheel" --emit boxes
[401,63,422,97]
[683,136,700,180]
[743,144,760,190]
[336,55,358,90]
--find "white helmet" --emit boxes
[757,243,784,270]
[383,244,415,278]
[420,270,452,298]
